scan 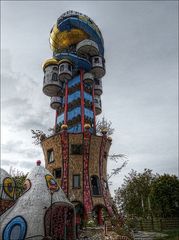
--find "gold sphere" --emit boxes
[101,128,108,135]
[84,123,91,129]
[107,136,112,141]
[61,124,68,130]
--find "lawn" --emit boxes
[155,229,179,240]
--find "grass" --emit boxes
[155,229,179,240]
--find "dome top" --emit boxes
[42,58,59,70]
[50,10,104,55]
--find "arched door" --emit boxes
[44,203,75,240]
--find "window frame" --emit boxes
[91,175,101,196]
[54,168,62,179]
[70,144,83,155]
[47,149,55,163]
[73,174,81,189]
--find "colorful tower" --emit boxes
[41,11,114,223]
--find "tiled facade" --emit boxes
[41,130,113,216]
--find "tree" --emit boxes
[150,174,179,218]
[114,169,155,218]
[96,116,114,136]
[114,169,179,219]
[14,175,27,198]
[9,167,27,198]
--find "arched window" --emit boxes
[53,66,58,71]
[52,73,58,81]
[94,57,99,64]
[60,64,65,72]
[91,175,101,196]
[68,64,72,71]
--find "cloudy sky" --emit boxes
[1,1,178,194]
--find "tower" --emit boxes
[41,11,114,224]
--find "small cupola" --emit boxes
[76,39,99,57]
[58,59,73,82]
[42,58,63,97]
[90,56,105,78]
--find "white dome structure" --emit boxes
[0,161,76,240]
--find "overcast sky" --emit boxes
[1,1,178,194]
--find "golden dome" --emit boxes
[49,24,89,52]
[42,58,59,70]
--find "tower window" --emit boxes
[94,57,99,64]
[91,175,101,196]
[54,168,61,179]
[52,73,58,81]
[53,66,58,71]
[95,79,100,85]
[73,175,80,188]
[71,144,83,155]
[60,64,64,72]
[68,64,72,71]
[47,149,54,163]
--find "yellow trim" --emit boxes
[42,58,59,69]
[58,59,73,65]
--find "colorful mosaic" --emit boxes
[99,136,113,216]
[3,177,15,199]
[44,204,75,239]
[45,174,59,192]
[60,131,69,196]
[2,216,27,240]
[83,129,93,214]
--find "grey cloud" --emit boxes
[1,140,42,159]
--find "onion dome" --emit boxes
[0,163,75,240]
[58,59,73,82]
[94,95,102,115]
[42,58,63,97]
[0,168,16,200]
[76,39,99,57]
[90,56,105,78]
[83,72,94,84]
[50,96,63,111]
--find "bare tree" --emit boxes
[107,154,128,182]
[96,116,114,136]
[31,129,46,145]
